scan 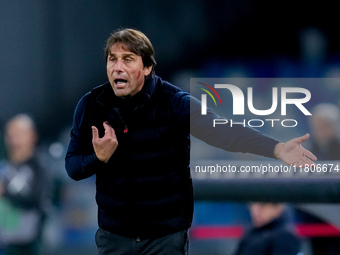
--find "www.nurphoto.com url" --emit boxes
[194,163,340,175]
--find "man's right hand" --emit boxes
[92,121,118,163]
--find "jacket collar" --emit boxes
[253,213,287,232]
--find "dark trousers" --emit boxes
[95,228,189,255]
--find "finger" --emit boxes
[104,121,112,128]
[294,133,310,144]
[302,158,316,168]
[303,149,317,161]
[103,121,118,139]
[103,121,114,136]
[92,126,99,140]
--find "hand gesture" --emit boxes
[274,133,317,167]
[92,121,118,163]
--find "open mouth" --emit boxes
[114,79,128,86]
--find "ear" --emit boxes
[143,65,152,77]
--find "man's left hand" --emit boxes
[274,133,317,167]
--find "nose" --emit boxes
[113,59,124,73]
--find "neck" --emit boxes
[9,149,34,164]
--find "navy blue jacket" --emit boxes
[65,76,279,238]
[234,214,300,255]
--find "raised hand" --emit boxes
[92,121,118,163]
[274,133,317,167]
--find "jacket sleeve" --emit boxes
[187,95,280,158]
[65,95,105,181]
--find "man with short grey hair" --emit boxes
[65,28,316,254]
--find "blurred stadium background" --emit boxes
[1,0,340,254]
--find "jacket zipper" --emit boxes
[112,96,149,134]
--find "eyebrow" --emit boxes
[108,52,137,58]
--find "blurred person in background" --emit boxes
[309,103,340,161]
[65,28,316,255]
[234,202,300,255]
[0,114,50,255]
[295,103,340,255]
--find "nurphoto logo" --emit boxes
[195,79,312,128]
